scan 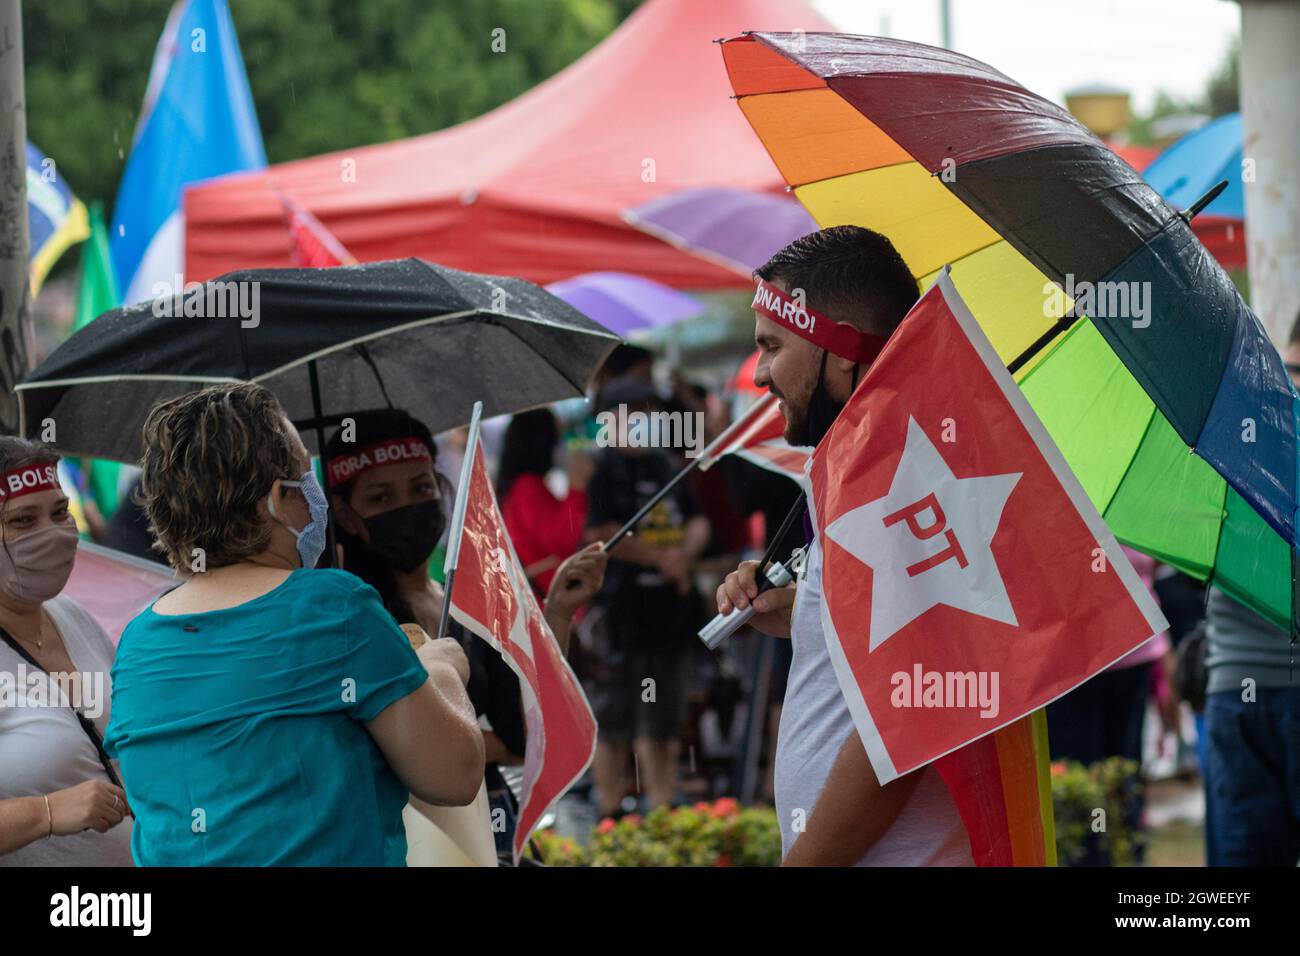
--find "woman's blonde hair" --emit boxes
[137,383,299,571]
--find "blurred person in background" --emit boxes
[497,408,593,601]
[105,384,484,866]
[0,437,132,865]
[325,408,605,857]
[585,375,709,817]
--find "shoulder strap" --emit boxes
[0,623,124,790]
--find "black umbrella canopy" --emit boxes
[18,259,621,462]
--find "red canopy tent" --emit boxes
[184,0,832,288]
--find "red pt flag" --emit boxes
[809,270,1166,783]
[447,442,598,861]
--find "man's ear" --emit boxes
[828,353,857,377]
[826,352,860,400]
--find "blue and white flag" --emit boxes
[110,0,265,304]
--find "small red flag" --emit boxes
[809,270,1166,783]
[698,392,808,481]
[272,187,356,268]
[447,441,598,861]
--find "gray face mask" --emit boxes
[0,520,80,604]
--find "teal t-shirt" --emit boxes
[104,568,428,866]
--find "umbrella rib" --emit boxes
[245,309,615,395]
[15,373,247,390]
[782,157,917,193]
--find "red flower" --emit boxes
[693,802,711,814]
[1050,762,1068,778]
[623,814,643,827]
[597,818,617,834]
[714,854,733,867]
[711,798,740,818]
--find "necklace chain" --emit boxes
[13,611,51,651]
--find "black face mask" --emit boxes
[797,349,846,447]
[359,499,446,573]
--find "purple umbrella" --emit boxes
[623,187,818,275]
[545,271,705,338]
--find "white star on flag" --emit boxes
[825,417,1022,651]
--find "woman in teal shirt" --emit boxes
[105,384,485,866]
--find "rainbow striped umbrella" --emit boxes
[720,32,1297,634]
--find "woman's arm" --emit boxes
[0,779,129,856]
[483,731,523,767]
[0,796,51,855]
[542,544,607,655]
[364,642,486,807]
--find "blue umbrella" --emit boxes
[1143,114,1245,269]
[1144,113,1243,218]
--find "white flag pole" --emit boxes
[436,400,484,641]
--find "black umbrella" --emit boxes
[18,258,621,461]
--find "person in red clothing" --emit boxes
[497,409,594,600]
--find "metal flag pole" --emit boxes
[436,400,484,641]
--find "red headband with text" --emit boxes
[327,437,431,488]
[751,278,889,364]
[0,461,61,503]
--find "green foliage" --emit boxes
[533,799,783,867]
[23,0,641,208]
[1204,38,1239,118]
[1051,757,1145,866]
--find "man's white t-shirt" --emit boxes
[773,530,973,866]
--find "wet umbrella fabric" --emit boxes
[720,32,1298,631]
[18,258,621,462]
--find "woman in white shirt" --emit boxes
[0,438,132,865]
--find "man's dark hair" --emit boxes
[755,225,919,337]
[601,343,654,379]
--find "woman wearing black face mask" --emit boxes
[325,410,606,859]
[325,411,453,634]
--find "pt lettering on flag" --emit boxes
[809,269,1166,783]
[447,442,598,861]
